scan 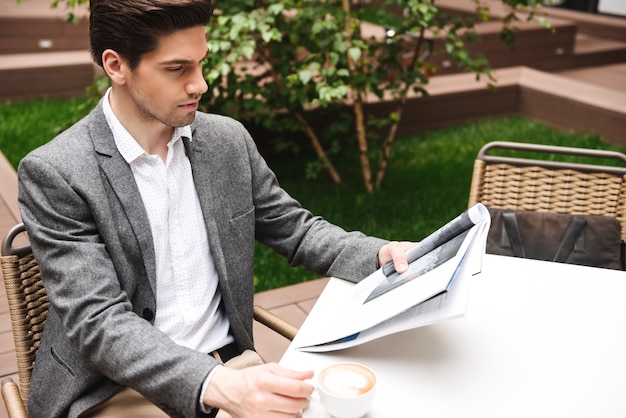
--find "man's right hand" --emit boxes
[204,363,314,417]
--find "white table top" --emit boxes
[280,254,626,418]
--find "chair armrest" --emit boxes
[1,378,27,418]
[253,305,299,341]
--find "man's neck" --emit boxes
[108,88,172,161]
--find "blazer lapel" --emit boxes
[89,106,158,293]
[182,136,230,287]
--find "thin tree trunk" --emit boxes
[353,95,373,193]
[375,28,428,189]
[375,104,404,189]
[294,112,342,184]
[342,0,374,193]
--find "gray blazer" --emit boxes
[17,101,386,418]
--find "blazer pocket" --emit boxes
[230,206,255,223]
[50,346,77,378]
[226,206,255,272]
[228,206,255,246]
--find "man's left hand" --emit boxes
[377,241,414,274]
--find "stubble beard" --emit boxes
[136,99,197,128]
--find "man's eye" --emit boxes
[168,66,184,72]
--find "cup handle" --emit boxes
[308,384,321,404]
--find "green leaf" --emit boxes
[348,47,361,62]
[337,69,350,78]
[299,70,312,84]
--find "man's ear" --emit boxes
[102,49,128,85]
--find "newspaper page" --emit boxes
[294,203,490,352]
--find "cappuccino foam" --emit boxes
[320,364,375,397]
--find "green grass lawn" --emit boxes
[2,97,624,291]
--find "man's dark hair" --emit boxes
[89,0,214,69]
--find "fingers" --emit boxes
[378,240,415,274]
[264,363,314,398]
[205,363,314,417]
[247,365,314,416]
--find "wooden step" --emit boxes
[438,0,626,42]
[0,0,89,55]
[0,0,93,101]
[430,18,578,75]
[557,62,626,92]
[0,51,96,101]
[0,16,89,55]
[435,0,626,71]
[363,65,626,148]
[544,5,626,41]
[571,32,626,67]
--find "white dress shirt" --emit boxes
[102,89,233,354]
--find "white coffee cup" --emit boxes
[314,362,377,418]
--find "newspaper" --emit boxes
[294,203,491,352]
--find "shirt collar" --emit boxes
[102,88,192,164]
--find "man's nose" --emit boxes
[188,65,208,96]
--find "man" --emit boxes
[17,1,410,417]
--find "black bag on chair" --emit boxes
[486,208,625,270]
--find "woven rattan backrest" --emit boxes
[468,141,626,241]
[1,223,48,410]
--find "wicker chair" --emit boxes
[468,141,626,242]
[1,223,298,418]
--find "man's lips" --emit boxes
[179,101,199,111]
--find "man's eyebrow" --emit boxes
[160,50,210,65]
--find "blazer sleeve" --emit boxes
[240,122,388,281]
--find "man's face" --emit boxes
[126,25,209,128]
